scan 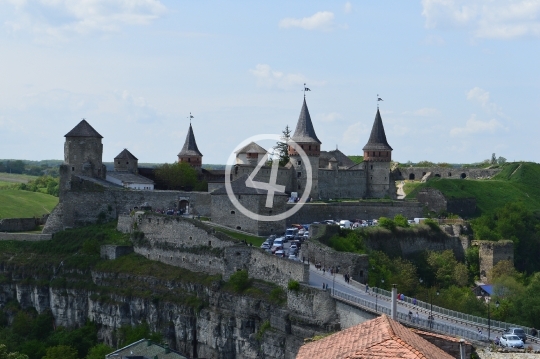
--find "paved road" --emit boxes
[307,264,540,350]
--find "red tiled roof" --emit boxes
[296,315,454,359]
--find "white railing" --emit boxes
[364,286,537,342]
[332,289,487,342]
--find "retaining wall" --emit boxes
[287,201,423,225]
[0,218,39,232]
[0,233,52,241]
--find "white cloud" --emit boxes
[279,11,335,30]
[450,115,506,136]
[3,0,166,40]
[249,64,324,90]
[342,122,370,145]
[421,0,540,39]
[467,87,503,115]
[402,107,440,116]
[344,2,353,14]
[317,112,341,122]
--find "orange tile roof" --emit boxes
[296,315,455,359]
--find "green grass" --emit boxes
[406,162,540,216]
[403,181,423,196]
[213,228,265,246]
[0,189,58,218]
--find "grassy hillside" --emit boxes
[0,173,38,186]
[0,189,58,218]
[406,162,540,216]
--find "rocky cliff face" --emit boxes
[0,268,335,359]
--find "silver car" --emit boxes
[499,334,524,348]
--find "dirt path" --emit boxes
[397,181,405,199]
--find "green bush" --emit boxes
[378,217,396,231]
[393,214,409,228]
[269,287,286,304]
[287,280,300,291]
[228,270,250,292]
[423,218,440,231]
[255,320,271,341]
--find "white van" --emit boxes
[285,228,299,240]
[273,238,284,247]
[339,220,352,229]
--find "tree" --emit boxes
[273,125,291,166]
[487,260,519,283]
[154,162,198,190]
[41,345,78,359]
[497,156,507,165]
[491,153,497,165]
[85,344,113,359]
[0,344,28,359]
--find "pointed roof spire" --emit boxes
[64,119,103,138]
[362,108,393,151]
[178,123,203,157]
[291,98,321,144]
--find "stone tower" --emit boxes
[63,119,106,179]
[363,108,393,198]
[114,149,138,173]
[177,123,203,168]
[288,98,321,199]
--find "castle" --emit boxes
[182,98,396,200]
[45,98,429,236]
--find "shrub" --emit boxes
[393,214,409,228]
[287,280,300,291]
[378,217,396,231]
[228,270,250,292]
[423,218,440,231]
[256,320,271,341]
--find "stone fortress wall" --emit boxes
[396,167,501,181]
[0,218,40,232]
[318,168,366,200]
[473,240,514,281]
[121,213,309,288]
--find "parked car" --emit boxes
[274,250,285,257]
[271,245,283,254]
[285,228,299,240]
[499,334,524,348]
[260,242,271,250]
[504,328,527,343]
[288,254,300,261]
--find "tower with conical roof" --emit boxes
[177,123,203,168]
[288,98,321,198]
[63,119,106,179]
[363,109,393,198]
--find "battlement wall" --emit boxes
[318,169,366,200]
[0,218,39,232]
[396,167,500,181]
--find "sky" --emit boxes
[0,0,539,165]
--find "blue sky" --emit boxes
[0,0,538,165]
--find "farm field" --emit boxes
[0,189,58,218]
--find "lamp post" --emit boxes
[486,297,500,341]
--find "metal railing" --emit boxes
[363,286,537,341]
[332,289,486,342]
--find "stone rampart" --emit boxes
[54,176,212,231]
[287,201,423,225]
[417,187,476,217]
[396,167,500,181]
[286,284,336,325]
[473,240,514,281]
[0,233,52,241]
[477,350,540,359]
[0,218,38,232]
[128,213,309,288]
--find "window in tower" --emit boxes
[297,172,302,178]
[298,160,301,166]
[370,165,373,170]
[188,158,191,162]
